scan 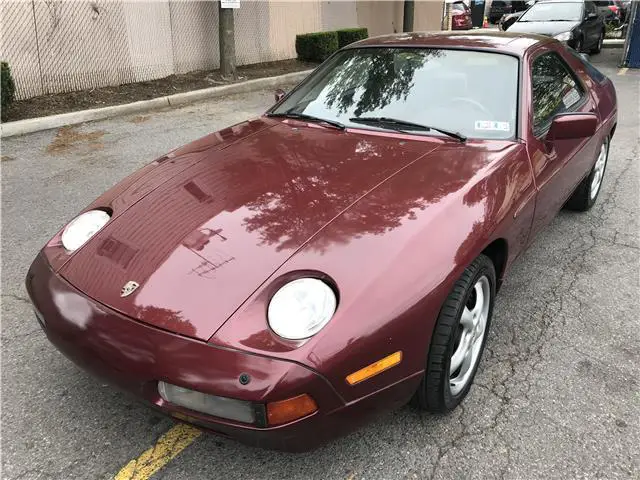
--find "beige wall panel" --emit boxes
[264,0,323,62]
[122,2,174,82]
[321,0,359,30]
[33,1,134,95]
[355,1,402,37]
[170,1,219,74]
[0,1,43,99]
[414,0,445,31]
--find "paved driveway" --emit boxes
[2,50,638,480]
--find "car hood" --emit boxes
[508,20,579,35]
[58,119,440,340]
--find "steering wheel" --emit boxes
[449,97,494,119]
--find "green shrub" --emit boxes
[1,61,16,121]
[336,28,369,48]
[295,31,339,62]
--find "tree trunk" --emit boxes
[219,5,237,80]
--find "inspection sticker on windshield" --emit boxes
[563,89,580,107]
[475,121,510,132]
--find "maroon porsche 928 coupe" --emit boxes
[27,31,617,451]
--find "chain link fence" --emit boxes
[0,0,345,100]
[1,1,443,101]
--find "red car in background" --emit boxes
[27,31,617,452]
[452,1,473,29]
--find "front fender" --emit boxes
[211,140,536,402]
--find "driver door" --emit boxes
[526,47,599,238]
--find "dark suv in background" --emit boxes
[507,0,606,53]
[489,1,530,23]
[489,1,513,23]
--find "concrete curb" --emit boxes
[603,39,625,48]
[1,69,312,138]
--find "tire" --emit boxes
[565,136,609,211]
[413,254,496,413]
[591,31,604,54]
[574,36,583,53]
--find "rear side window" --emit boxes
[567,49,607,83]
[531,52,585,133]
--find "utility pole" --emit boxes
[403,0,415,32]
[218,2,237,80]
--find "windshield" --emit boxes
[272,48,519,140]
[519,2,583,21]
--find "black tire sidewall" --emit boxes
[442,260,496,409]
[584,136,610,208]
[565,135,610,211]
[598,32,604,51]
[418,254,497,412]
[592,32,604,53]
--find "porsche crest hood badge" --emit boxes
[120,281,140,297]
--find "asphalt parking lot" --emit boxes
[2,49,639,480]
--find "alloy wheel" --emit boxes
[449,276,490,395]
[590,138,609,199]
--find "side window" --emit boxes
[567,48,607,83]
[531,52,585,133]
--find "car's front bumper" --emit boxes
[25,253,418,451]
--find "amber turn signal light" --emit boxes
[346,351,402,385]
[266,394,318,426]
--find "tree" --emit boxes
[403,0,415,32]
[219,3,237,80]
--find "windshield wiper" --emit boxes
[266,111,345,130]
[349,116,466,142]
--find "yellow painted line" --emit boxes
[618,68,628,76]
[114,424,202,480]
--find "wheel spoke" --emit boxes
[449,274,492,396]
[473,317,486,344]
[460,307,474,329]
[472,283,484,320]
[450,376,466,392]
[450,332,470,374]
[590,142,608,199]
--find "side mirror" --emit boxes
[546,113,597,144]
[274,89,286,103]
[587,12,598,19]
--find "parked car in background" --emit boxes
[594,0,623,22]
[452,1,473,29]
[614,0,629,21]
[500,11,524,29]
[489,0,514,23]
[499,0,537,30]
[508,0,605,53]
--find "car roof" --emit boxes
[347,31,551,56]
